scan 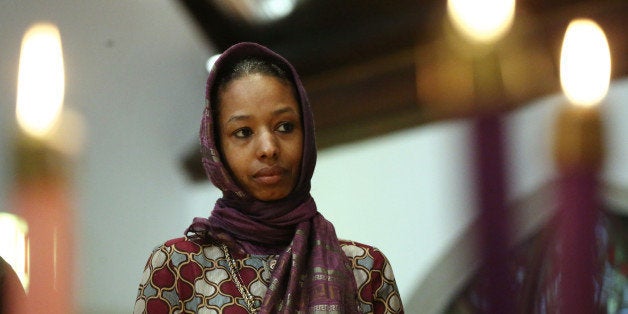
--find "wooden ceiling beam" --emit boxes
[179,0,627,182]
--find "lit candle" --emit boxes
[0,213,28,311]
[447,1,516,312]
[11,23,74,313]
[447,0,515,45]
[551,18,610,313]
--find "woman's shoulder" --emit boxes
[338,239,391,268]
[338,239,382,254]
[147,236,225,261]
[338,239,373,247]
[338,239,404,312]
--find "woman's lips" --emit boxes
[253,166,285,185]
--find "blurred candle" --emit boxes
[552,18,610,313]
[447,0,515,44]
[16,24,65,138]
[447,0,516,312]
[0,213,28,312]
[0,213,29,290]
[11,23,74,313]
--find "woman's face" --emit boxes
[218,73,303,201]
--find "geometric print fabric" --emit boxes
[134,237,403,313]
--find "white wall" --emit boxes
[0,1,626,312]
[313,120,475,298]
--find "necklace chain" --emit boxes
[221,244,259,313]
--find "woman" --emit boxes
[134,42,403,313]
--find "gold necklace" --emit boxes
[220,244,259,313]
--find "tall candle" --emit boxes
[11,23,75,313]
[551,18,610,313]
[0,213,28,312]
[447,0,516,312]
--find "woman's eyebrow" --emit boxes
[226,114,250,124]
[226,107,297,124]
[273,107,298,116]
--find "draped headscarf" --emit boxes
[186,42,359,313]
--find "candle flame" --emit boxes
[0,213,29,291]
[16,23,65,139]
[447,0,516,44]
[560,19,611,107]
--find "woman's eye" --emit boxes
[277,122,295,133]
[234,128,253,138]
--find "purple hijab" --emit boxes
[186,42,359,313]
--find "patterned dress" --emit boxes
[134,237,403,313]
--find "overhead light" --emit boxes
[213,0,302,25]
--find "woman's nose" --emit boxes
[257,131,278,159]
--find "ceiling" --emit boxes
[177,0,440,76]
[177,0,627,181]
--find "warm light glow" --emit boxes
[16,23,65,138]
[560,19,611,107]
[212,0,298,24]
[447,0,516,44]
[259,0,297,21]
[0,213,29,291]
[48,108,87,157]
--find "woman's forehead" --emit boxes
[217,74,300,119]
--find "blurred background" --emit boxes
[0,0,626,313]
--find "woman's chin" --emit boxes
[252,189,292,202]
